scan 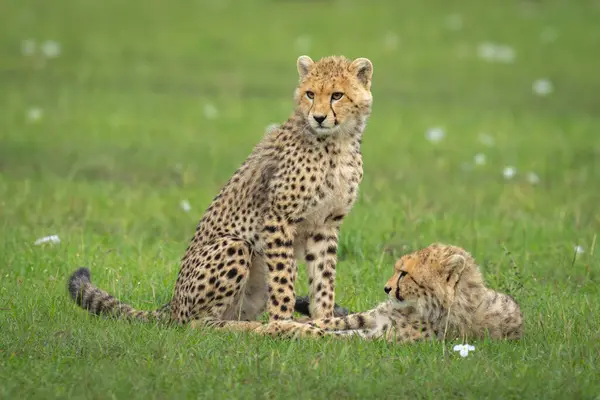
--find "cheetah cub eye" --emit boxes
[306,91,315,100]
[331,92,343,101]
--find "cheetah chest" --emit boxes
[305,149,362,226]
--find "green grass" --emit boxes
[1,0,599,398]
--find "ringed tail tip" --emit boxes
[68,267,92,303]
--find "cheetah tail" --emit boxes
[294,295,352,317]
[67,267,170,322]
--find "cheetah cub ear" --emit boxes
[441,254,466,288]
[349,58,373,90]
[297,55,315,81]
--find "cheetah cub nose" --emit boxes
[384,286,392,294]
[313,115,326,124]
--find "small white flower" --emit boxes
[477,42,495,60]
[574,245,584,255]
[27,107,43,122]
[478,133,495,147]
[532,79,553,96]
[383,32,400,50]
[203,104,219,120]
[503,166,516,180]
[445,14,463,31]
[294,35,312,53]
[425,127,445,143]
[477,42,515,63]
[34,235,60,245]
[265,123,279,135]
[41,40,61,58]
[526,172,540,185]
[21,39,36,56]
[474,153,486,166]
[180,200,192,213]
[453,344,475,358]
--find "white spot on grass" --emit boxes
[445,14,463,31]
[180,200,192,213]
[27,107,43,122]
[477,43,495,60]
[478,133,495,147]
[574,245,585,255]
[532,79,553,96]
[503,166,516,180]
[474,153,486,166]
[425,127,445,143]
[21,39,36,56]
[477,42,515,63]
[34,235,60,245]
[294,35,312,53]
[526,172,540,185]
[41,40,61,58]
[383,32,400,50]
[453,344,475,358]
[203,104,219,120]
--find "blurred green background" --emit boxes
[1,0,599,399]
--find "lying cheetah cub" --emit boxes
[207,244,523,342]
[68,55,374,327]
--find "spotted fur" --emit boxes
[67,55,374,327]
[208,244,524,342]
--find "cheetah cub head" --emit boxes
[384,243,485,315]
[295,55,373,136]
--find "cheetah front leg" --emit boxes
[308,309,381,331]
[261,213,297,321]
[304,220,343,319]
[256,320,326,339]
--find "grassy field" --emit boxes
[1,0,599,398]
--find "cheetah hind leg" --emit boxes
[175,237,254,324]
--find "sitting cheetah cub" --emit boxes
[67,55,374,327]
[209,244,523,342]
